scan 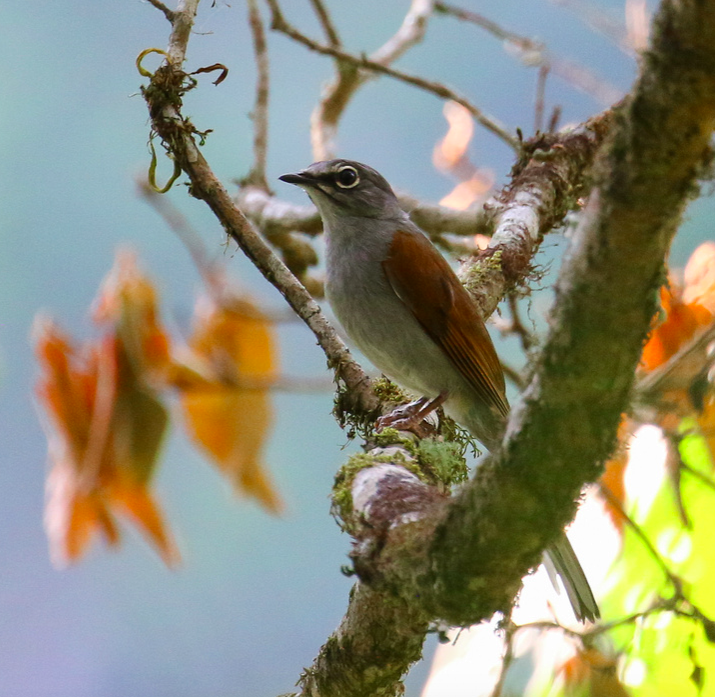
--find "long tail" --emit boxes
[543,533,600,623]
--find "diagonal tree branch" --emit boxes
[141,0,379,418]
[428,0,715,623]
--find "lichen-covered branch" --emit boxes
[428,0,715,623]
[461,110,613,318]
[298,583,431,697]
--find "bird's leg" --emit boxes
[376,391,448,437]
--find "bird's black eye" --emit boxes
[334,165,359,189]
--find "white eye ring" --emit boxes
[334,165,360,189]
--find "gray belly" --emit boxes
[326,266,464,399]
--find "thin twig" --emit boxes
[309,0,341,47]
[137,178,212,284]
[534,64,549,133]
[547,57,622,106]
[307,0,433,159]
[143,0,379,417]
[636,322,715,400]
[436,1,621,106]
[490,615,517,697]
[435,2,533,44]
[500,361,526,390]
[598,483,683,595]
[679,460,715,495]
[508,294,535,351]
[516,598,673,640]
[144,0,176,22]
[551,0,635,56]
[245,0,270,190]
[265,0,518,151]
[547,105,562,133]
[165,0,199,66]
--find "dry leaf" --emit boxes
[560,647,629,697]
[641,285,711,372]
[34,251,179,567]
[599,420,632,532]
[93,248,172,381]
[433,100,494,211]
[178,289,282,513]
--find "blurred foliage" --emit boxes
[34,249,281,566]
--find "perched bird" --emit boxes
[279,159,599,623]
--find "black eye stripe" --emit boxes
[335,166,359,189]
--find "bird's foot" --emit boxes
[376,392,448,438]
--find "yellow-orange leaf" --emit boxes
[179,292,282,512]
[641,286,711,372]
[93,248,171,381]
[599,419,632,533]
[34,277,177,566]
[189,294,277,379]
[112,473,179,567]
[183,389,281,512]
[560,648,629,697]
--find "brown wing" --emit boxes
[382,229,508,417]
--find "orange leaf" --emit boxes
[188,294,277,380]
[182,389,282,512]
[45,460,120,564]
[599,419,632,533]
[34,281,177,567]
[113,475,179,567]
[433,101,474,171]
[560,647,629,697]
[641,285,711,372]
[179,292,282,512]
[34,317,98,466]
[93,248,171,381]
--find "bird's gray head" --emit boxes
[279,160,406,225]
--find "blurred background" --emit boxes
[2,1,713,695]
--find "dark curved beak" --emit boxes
[278,171,317,187]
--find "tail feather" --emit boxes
[543,533,600,623]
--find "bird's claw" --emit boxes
[376,392,448,438]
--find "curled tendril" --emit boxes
[191,63,229,86]
[136,48,169,77]
[147,135,181,193]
